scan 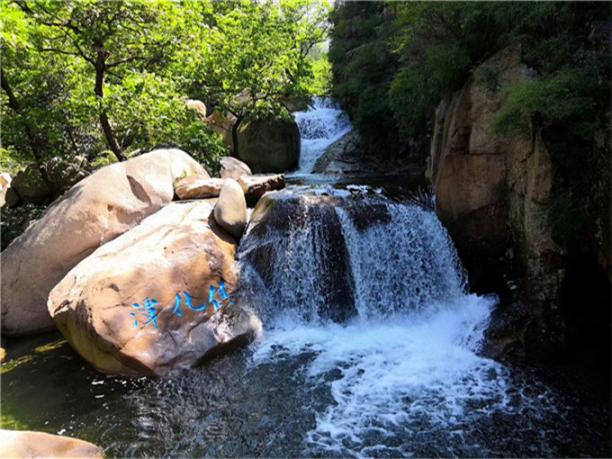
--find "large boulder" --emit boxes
[313,130,366,175]
[175,176,224,199]
[48,200,261,377]
[219,156,252,180]
[1,149,206,336]
[238,190,358,323]
[0,430,103,458]
[236,117,300,173]
[213,179,248,239]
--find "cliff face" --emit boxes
[428,44,610,359]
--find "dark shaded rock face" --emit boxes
[429,43,611,362]
[236,118,300,173]
[238,192,357,323]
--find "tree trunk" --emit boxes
[1,71,54,191]
[231,115,244,158]
[94,60,126,162]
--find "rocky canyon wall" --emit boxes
[428,44,610,359]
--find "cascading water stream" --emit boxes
[235,188,525,456]
[291,97,352,175]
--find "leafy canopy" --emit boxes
[1,0,329,173]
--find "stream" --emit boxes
[1,99,610,458]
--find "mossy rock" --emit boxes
[236,117,300,173]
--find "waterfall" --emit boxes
[292,97,352,174]
[236,188,505,456]
[237,189,468,324]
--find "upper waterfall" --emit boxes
[292,97,352,174]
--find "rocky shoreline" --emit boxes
[1,150,285,378]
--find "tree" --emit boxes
[14,0,182,161]
[1,0,330,178]
[188,0,329,155]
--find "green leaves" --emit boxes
[330,2,611,156]
[2,0,328,171]
[494,70,599,136]
[193,0,329,121]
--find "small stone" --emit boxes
[238,174,285,207]
[214,179,248,239]
[175,176,224,199]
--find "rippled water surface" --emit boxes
[1,328,610,458]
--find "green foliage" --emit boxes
[329,2,399,154]
[188,0,330,123]
[1,203,46,250]
[494,71,597,136]
[329,2,611,157]
[308,55,332,96]
[90,150,117,170]
[0,147,29,175]
[1,0,328,176]
[389,44,470,138]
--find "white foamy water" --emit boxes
[253,295,504,456]
[292,97,352,174]
[237,188,545,456]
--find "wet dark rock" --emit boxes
[339,199,392,232]
[239,191,357,322]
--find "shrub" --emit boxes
[494,70,597,137]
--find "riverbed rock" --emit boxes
[238,174,285,207]
[0,430,103,458]
[213,179,248,239]
[1,148,206,336]
[313,130,366,174]
[175,176,224,199]
[236,117,300,173]
[48,200,261,377]
[220,156,252,180]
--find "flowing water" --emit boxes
[291,97,352,175]
[1,100,610,458]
